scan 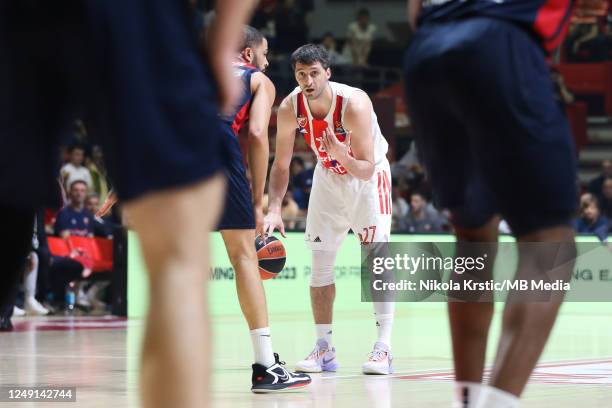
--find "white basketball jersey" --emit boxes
[289,81,389,175]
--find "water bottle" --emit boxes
[65,282,76,314]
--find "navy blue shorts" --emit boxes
[403,18,577,236]
[0,0,226,208]
[217,132,255,230]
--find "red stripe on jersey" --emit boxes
[533,0,573,52]
[377,172,384,214]
[384,172,391,215]
[332,95,344,139]
[296,92,311,147]
[383,172,390,215]
[231,100,251,136]
[233,61,258,70]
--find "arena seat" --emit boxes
[566,102,588,152]
[66,236,113,272]
[47,237,71,257]
[555,62,612,116]
[94,237,114,269]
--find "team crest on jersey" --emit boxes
[334,120,347,141]
[297,116,308,134]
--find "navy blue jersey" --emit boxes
[54,207,94,237]
[220,62,260,136]
[216,61,260,230]
[418,0,574,52]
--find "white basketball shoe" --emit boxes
[295,339,338,373]
[362,342,393,375]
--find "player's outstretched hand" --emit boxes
[321,127,351,161]
[263,211,286,239]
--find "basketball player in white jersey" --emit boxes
[264,44,395,375]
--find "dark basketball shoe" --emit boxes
[251,353,312,393]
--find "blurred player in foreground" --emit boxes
[0,1,256,407]
[265,44,396,375]
[402,0,597,405]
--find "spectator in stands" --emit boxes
[55,180,94,238]
[391,141,427,193]
[264,191,301,229]
[588,159,612,195]
[599,177,612,218]
[402,192,445,233]
[281,191,301,230]
[290,156,305,189]
[321,32,349,66]
[575,193,610,242]
[391,180,409,231]
[21,230,50,315]
[60,144,93,191]
[347,8,377,67]
[292,164,314,212]
[85,193,115,239]
[33,209,86,312]
[251,0,278,41]
[274,0,313,54]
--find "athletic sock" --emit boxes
[475,385,520,408]
[250,327,275,367]
[315,324,333,348]
[452,382,485,408]
[373,301,395,349]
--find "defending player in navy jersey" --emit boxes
[402,0,604,406]
[218,26,311,393]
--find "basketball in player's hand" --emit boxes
[255,235,287,280]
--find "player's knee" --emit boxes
[225,234,257,267]
[227,248,257,269]
[310,250,337,287]
[454,215,500,242]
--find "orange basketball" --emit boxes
[255,235,287,280]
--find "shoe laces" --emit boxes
[273,353,286,367]
[307,345,326,360]
[368,349,388,362]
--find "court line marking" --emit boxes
[317,357,612,381]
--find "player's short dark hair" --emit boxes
[291,157,305,167]
[410,191,426,201]
[69,180,88,190]
[357,8,370,18]
[291,44,331,70]
[241,26,265,50]
[68,144,85,153]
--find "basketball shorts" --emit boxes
[403,17,577,236]
[217,132,255,230]
[0,0,227,209]
[305,162,392,251]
